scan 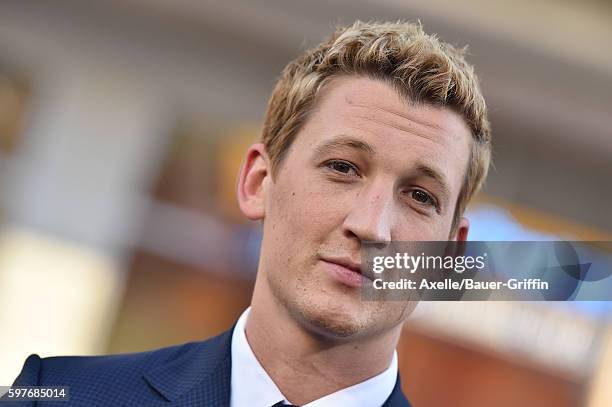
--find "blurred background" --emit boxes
[0,1,611,406]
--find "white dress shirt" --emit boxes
[230,307,398,407]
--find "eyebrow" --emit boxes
[413,162,451,203]
[312,136,376,156]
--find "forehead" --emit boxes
[294,76,472,194]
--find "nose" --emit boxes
[342,183,393,244]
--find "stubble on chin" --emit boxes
[270,276,388,340]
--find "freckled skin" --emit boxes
[251,76,472,340]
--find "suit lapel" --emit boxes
[382,373,412,407]
[143,328,234,407]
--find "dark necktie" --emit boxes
[271,402,300,407]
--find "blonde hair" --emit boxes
[262,21,491,231]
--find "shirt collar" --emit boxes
[230,307,398,407]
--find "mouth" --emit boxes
[320,256,372,288]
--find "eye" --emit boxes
[410,189,438,208]
[324,160,359,177]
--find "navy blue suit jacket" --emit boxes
[6,328,412,406]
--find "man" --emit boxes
[8,21,491,406]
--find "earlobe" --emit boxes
[236,143,269,220]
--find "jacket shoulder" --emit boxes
[10,333,230,406]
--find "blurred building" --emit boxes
[0,1,611,406]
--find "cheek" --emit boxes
[395,220,441,241]
[267,175,347,237]
[392,204,457,241]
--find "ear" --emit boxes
[236,143,270,220]
[452,217,470,242]
[445,217,470,258]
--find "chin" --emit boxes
[294,296,375,340]
[298,295,418,342]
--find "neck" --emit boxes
[245,277,401,405]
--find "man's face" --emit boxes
[246,76,472,340]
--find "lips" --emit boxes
[320,256,372,288]
[323,257,362,273]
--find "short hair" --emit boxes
[261,20,492,232]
